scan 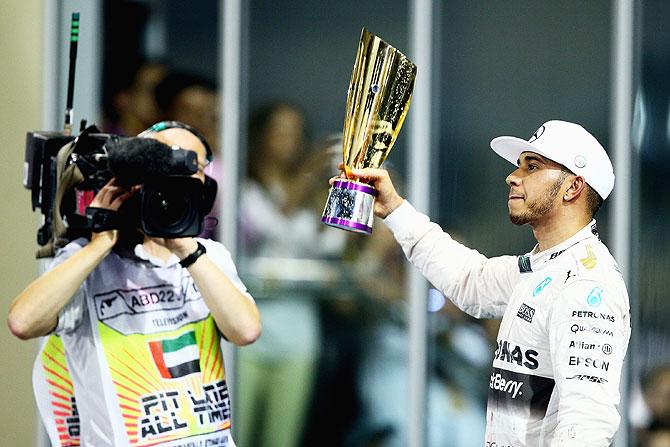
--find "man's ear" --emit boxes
[563,175,587,202]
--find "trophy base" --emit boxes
[321,179,377,234]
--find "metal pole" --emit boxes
[38,1,102,445]
[220,0,242,257]
[408,1,433,446]
[42,0,59,132]
[610,0,634,446]
[219,0,243,429]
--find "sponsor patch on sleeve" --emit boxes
[517,303,536,323]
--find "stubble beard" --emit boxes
[509,177,564,226]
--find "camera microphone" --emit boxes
[105,137,199,186]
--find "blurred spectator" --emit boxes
[640,426,670,447]
[154,71,220,151]
[153,70,221,238]
[300,134,364,447]
[432,267,499,406]
[643,364,670,427]
[345,194,488,446]
[236,102,346,447]
[103,60,167,136]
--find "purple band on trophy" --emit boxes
[332,179,378,197]
[321,179,376,235]
[321,216,372,234]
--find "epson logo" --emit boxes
[571,310,615,323]
[494,340,539,370]
[489,372,523,399]
[568,356,610,371]
[566,374,608,384]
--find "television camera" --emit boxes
[22,13,217,258]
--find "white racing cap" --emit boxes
[490,120,615,200]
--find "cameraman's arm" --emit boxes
[7,232,116,339]
[7,178,134,339]
[169,239,261,346]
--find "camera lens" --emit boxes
[146,188,190,227]
[141,178,203,237]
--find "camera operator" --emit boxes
[8,124,261,447]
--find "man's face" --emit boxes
[505,152,570,226]
[149,128,208,182]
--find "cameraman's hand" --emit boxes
[7,179,137,338]
[90,178,139,211]
[329,163,405,218]
[88,178,139,246]
[162,237,198,260]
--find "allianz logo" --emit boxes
[569,341,613,355]
[489,372,523,399]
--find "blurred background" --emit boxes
[1,0,669,446]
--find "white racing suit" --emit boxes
[384,202,630,447]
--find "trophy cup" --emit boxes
[321,28,417,234]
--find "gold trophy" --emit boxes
[321,28,417,234]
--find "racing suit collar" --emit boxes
[518,220,598,272]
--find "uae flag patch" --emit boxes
[149,331,201,379]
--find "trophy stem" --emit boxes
[321,179,377,234]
